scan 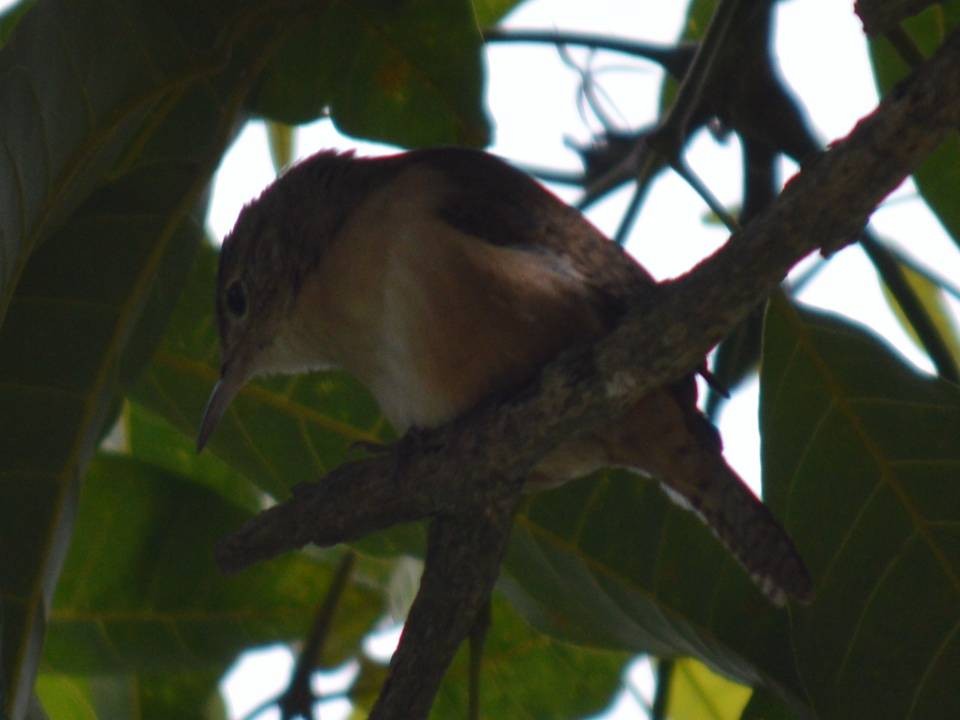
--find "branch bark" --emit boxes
[216,26,960,720]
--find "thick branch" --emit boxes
[369,492,521,719]
[218,26,960,574]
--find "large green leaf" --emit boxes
[0,0,235,321]
[868,3,960,247]
[0,182,202,719]
[36,674,135,720]
[35,670,227,720]
[499,471,803,706]
[761,295,960,718]
[41,454,381,674]
[126,400,263,513]
[248,0,490,147]
[0,3,296,715]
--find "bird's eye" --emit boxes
[225,280,247,317]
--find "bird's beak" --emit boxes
[196,360,247,452]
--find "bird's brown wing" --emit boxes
[410,147,659,322]
[406,148,812,604]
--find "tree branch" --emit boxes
[579,0,753,205]
[861,232,960,382]
[482,28,694,78]
[369,495,520,719]
[217,26,960,719]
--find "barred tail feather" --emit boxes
[605,389,814,606]
[659,456,813,606]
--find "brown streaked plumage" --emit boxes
[198,147,813,606]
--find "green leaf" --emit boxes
[136,671,228,720]
[499,472,803,707]
[760,295,960,718]
[0,0,33,46]
[431,598,628,719]
[471,0,523,26]
[42,455,382,674]
[131,241,391,500]
[35,675,126,720]
[266,122,295,176]
[347,657,391,714]
[868,3,960,247]
[126,400,263,513]
[249,0,490,147]
[35,671,228,720]
[740,686,798,720]
[0,2,286,714]
[0,0,239,322]
[667,658,751,720]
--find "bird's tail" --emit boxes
[657,449,813,605]
[605,389,814,606]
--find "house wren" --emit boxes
[197,147,813,605]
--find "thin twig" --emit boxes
[611,144,663,244]
[514,164,585,186]
[278,550,358,719]
[651,0,744,155]
[879,242,960,302]
[886,25,926,67]
[556,44,626,133]
[579,0,747,206]
[861,232,960,382]
[483,28,694,77]
[650,658,674,720]
[670,157,741,233]
[613,181,647,246]
[468,599,492,720]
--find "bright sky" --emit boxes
[208,2,960,718]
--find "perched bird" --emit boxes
[197,147,813,605]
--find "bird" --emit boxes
[196,146,813,606]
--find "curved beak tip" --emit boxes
[196,420,214,454]
[196,379,231,453]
